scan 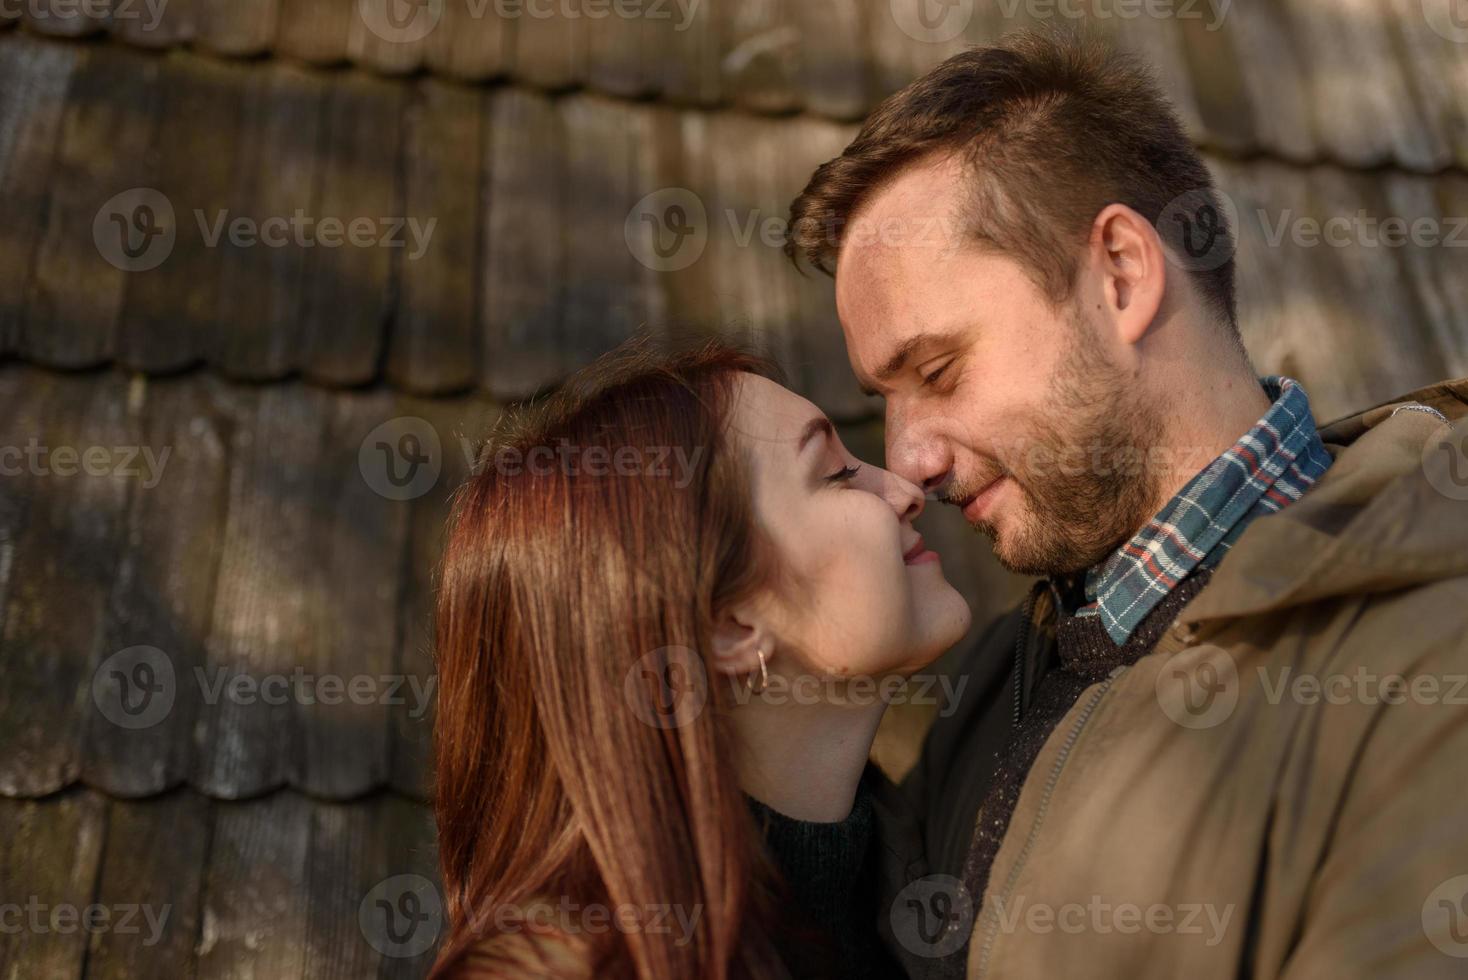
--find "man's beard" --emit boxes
[952,311,1167,577]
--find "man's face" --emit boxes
[834,153,1165,577]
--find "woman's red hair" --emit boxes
[429,338,793,979]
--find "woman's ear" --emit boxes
[710,602,773,680]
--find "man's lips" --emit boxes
[903,535,939,565]
[959,476,1006,524]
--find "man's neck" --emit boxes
[1149,369,1273,512]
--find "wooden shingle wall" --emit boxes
[1,1,1465,975]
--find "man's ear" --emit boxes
[1090,203,1166,348]
[710,602,773,680]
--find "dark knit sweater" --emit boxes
[750,780,904,979]
[938,566,1216,976]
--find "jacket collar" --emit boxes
[1175,377,1468,627]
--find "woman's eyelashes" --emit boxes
[825,464,861,484]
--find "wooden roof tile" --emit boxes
[109,0,195,47]
[79,374,230,798]
[512,0,586,90]
[23,45,162,369]
[0,791,106,976]
[275,0,353,65]
[1283,0,1447,171]
[297,389,413,800]
[1211,0,1316,162]
[115,52,245,374]
[211,61,327,380]
[85,790,211,979]
[480,87,566,398]
[0,35,76,357]
[424,0,514,80]
[791,0,870,120]
[0,371,137,797]
[300,69,404,386]
[719,0,802,114]
[193,0,279,57]
[389,78,485,394]
[0,788,440,978]
[19,0,108,37]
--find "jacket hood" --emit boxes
[1178,377,1468,625]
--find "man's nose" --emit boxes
[885,419,951,501]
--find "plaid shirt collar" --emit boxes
[1063,376,1335,645]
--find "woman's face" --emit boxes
[727,373,972,681]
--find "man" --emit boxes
[766,29,1468,979]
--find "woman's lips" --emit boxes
[903,536,940,566]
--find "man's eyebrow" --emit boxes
[858,331,961,397]
[796,416,835,454]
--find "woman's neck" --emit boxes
[731,691,889,822]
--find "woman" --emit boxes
[430,339,971,978]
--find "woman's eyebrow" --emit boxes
[795,416,835,455]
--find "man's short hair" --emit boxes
[786,30,1237,331]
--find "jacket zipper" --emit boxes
[974,664,1129,979]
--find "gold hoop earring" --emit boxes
[746,648,768,694]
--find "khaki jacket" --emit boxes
[965,379,1468,978]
